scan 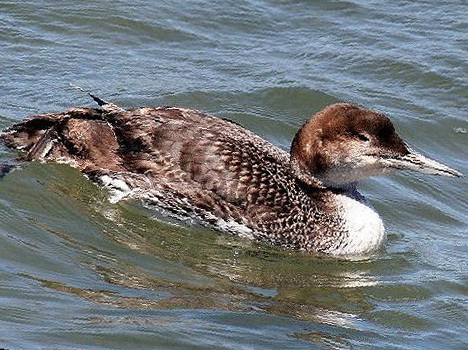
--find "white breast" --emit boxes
[331,193,386,256]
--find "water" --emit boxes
[0,0,467,349]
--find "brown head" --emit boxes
[290,103,462,187]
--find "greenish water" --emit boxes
[0,1,467,349]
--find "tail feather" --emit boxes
[69,84,124,113]
[0,107,123,172]
[0,108,103,154]
[69,83,109,107]
[1,86,125,156]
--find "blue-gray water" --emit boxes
[0,1,467,349]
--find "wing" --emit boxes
[1,107,295,225]
[109,108,295,226]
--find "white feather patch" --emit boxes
[332,194,385,255]
[100,175,133,203]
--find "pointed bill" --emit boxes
[382,149,463,177]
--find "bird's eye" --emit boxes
[356,133,370,142]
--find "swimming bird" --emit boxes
[0,97,462,256]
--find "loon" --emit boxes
[0,97,462,256]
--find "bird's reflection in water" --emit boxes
[64,198,380,330]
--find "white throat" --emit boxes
[328,189,386,256]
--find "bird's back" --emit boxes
[2,106,330,248]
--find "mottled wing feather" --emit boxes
[108,108,295,229]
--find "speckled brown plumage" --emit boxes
[1,105,349,252]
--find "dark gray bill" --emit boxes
[382,149,463,177]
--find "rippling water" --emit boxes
[0,1,467,349]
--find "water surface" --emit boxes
[0,1,467,349]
